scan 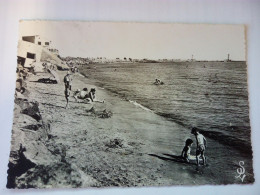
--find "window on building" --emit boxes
[22,36,35,43]
[38,42,41,45]
[45,42,49,46]
[27,52,35,59]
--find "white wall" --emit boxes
[17,41,43,67]
[34,36,51,47]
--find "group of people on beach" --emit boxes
[63,69,104,109]
[181,127,207,167]
[63,67,206,168]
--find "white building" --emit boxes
[22,35,51,48]
[17,35,66,71]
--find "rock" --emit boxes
[6,144,36,189]
[20,101,42,121]
[105,138,123,148]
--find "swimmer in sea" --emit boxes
[154,78,164,85]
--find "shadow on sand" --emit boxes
[40,92,64,98]
[148,153,197,165]
[31,78,57,84]
[42,102,66,109]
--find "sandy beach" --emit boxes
[7,67,254,189]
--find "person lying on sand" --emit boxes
[181,139,196,162]
[74,88,104,103]
[191,127,207,166]
[73,87,88,100]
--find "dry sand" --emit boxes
[7,69,254,189]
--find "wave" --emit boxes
[157,112,190,129]
[200,129,252,158]
[79,72,87,78]
[129,100,153,112]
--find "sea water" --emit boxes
[80,62,251,154]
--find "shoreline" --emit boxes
[68,68,254,184]
[79,63,252,158]
[7,68,254,188]
[66,61,247,67]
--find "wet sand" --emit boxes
[7,69,254,188]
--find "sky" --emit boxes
[19,21,246,61]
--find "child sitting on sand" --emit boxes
[191,127,207,166]
[181,138,196,162]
